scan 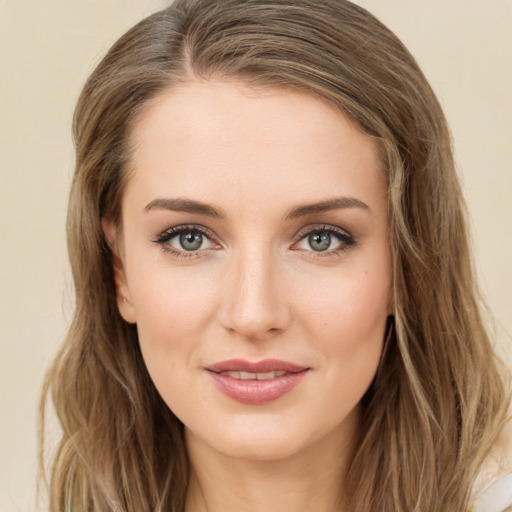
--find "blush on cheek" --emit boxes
[306,275,389,333]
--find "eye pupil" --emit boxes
[308,232,331,252]
[180,231,203,251]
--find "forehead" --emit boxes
[126,80,385,215]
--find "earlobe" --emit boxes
[101,218,137,324]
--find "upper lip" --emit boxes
[206,359,309,374]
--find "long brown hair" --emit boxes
[40,1,510,510]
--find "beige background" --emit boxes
[0,1,510,511]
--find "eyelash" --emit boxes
[152,224,219,259]
[293,225,357,258]
[152,224,357,259]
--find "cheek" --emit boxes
[127,261,240,421]
[298,259,390,339]
[132,263,219,346]
[327,277,388,344]
[130,268,218,417]
[294,256,391,387]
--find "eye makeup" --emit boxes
[152,224,220,259]
[152,222,358,260]
[291,224,357,259]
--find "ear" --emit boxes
[102,218,137,324]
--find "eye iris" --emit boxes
[179,231,203,251]
[308,232,331,252]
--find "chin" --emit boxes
[186,408,355,463]
[199,429,311,462]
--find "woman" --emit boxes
[39,0,511,511]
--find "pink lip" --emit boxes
[205,359,310,405]
[207,359,308,374]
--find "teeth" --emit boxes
[256,371,276,380]
[220,370,287,380]
[239,371,257,380]
[267,370,287,378]
[222,371,240,379]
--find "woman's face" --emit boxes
[110,80,392,461]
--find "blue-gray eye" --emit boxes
[308,232,332,252]
[154,225,215,255]
[180,231,204,251]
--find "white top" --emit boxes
[471,417,512,512]
[473,473,512,512]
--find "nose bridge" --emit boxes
[220,240,289,340]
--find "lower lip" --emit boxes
[207,370,309,405]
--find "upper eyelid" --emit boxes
[293,223,353,240]
[155,224,218,242]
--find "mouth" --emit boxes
[215,370,288,380]
[205,359,310,405]
[206,358,308,374]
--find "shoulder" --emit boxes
[472,416,512,512]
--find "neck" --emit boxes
[184,408,359,512]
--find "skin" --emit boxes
[104,80,392,512]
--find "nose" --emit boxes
[218,246,291,341]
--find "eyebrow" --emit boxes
[144,196,370,219]
[144,198,227,218]
[284,197,371,219]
